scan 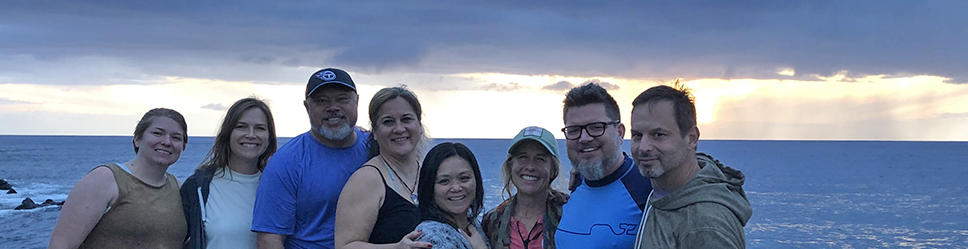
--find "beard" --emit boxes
[574,160,606,180]
[571,138,623,181]
[313,123,354,141]
[637,161,665,178]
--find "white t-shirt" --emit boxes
[205,168,261,249]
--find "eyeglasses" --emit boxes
[561,121,620,140]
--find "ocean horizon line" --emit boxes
[0,134,966,143]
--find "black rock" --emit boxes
[6,188,16,194]
[0,179,11,190]
[15,197,38,210]
[42,199,63,206]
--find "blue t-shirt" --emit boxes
[251,130,369,249]
[555,153,652,248]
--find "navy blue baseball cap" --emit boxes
[306,68,356,98]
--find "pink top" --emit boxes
[509,216,544,249]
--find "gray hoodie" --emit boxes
[635,153,753,249]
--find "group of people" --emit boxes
[47,67,752,249]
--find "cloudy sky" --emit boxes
[2,1,967,140]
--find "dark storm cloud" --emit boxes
[2,0,967,86]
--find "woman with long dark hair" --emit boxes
[413,142,490,249]
[180,97,278,249]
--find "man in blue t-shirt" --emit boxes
[252,68,370,249]
[555,83,653,248]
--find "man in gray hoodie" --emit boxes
[628,83,752,248]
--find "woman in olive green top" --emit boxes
[49,108,188,249]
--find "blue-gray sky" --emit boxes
[2,1,967,140]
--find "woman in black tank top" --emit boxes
[335,87,434,249]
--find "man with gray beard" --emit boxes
[554,83,653,249]
[252,68,370,249]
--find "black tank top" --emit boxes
[363,165,421,244]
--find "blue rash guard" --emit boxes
[555,153,652,249]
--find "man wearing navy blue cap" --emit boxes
[253,68,371,249]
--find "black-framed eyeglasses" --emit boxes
[561,121,620,140]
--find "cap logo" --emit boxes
[319,70,337,81]
[523,126,543,137]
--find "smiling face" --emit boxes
[304,85,358,141]
[630,100,698,180]
[508,140,554,196]
[374,97,422,159]
[433,156,477,222]
[134,116,185,167]
[229,107,270,165]
[564,103,626,180]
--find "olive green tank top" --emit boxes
[80,163,186,248]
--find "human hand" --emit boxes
[460,227,488,249]
[568,167,581,192]
[396,230,432,249]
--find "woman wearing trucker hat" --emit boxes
[482,126,569,249]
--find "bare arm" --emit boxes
[48,166,118,249]
[335,166,431,249]
[257,232,286,249]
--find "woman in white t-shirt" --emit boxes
[180,97,278,249]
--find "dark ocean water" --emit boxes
[1,135,966,248]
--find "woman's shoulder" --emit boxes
[415,221,463,246]
[339,163,386,201]
[416,220,449,231]
[482,198,511,221]
[348,162,385,183]
[416,220,461,236]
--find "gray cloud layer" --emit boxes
[541,79,619,92]
[200,103,228,111]
[3,1,966,86]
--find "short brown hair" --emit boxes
[631,80,696,137]
[132,108,188,153]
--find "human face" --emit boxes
[509,141,553,196]
[374,97,422,159]
[134,117,185,167]
[434,156,477,222]
[229,108,270,164]
[563,104,625,180]
[629,100,698,179]
[305,85,358,141]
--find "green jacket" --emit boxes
[635,153,752,249]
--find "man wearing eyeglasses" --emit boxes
[554,83,653,249]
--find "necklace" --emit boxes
[514,216,542,248]
[381,156,419,203]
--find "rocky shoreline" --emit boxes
[2,179,66,210]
